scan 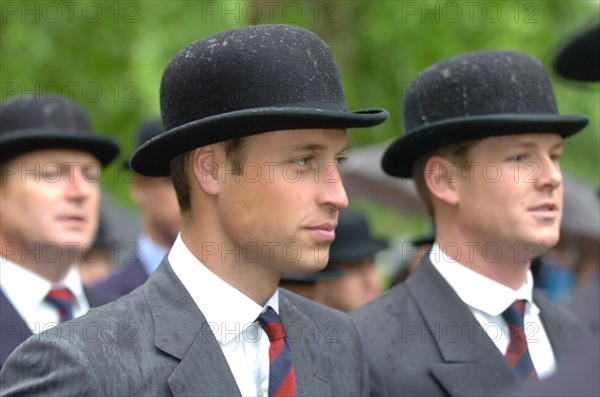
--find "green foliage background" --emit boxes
[1,0,599,243]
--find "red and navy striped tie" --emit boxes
[502,300,538,384]
[45,288,74,323]
[258,307,296,397]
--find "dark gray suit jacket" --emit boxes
[0,286,111,369]
[0,258,368,396]
[351,258,585,397]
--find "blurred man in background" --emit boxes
[313,208,387,312]
[93,118,181,298]
[0,95,119,368]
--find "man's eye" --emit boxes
[293,157,314,168]
[336,156,348,169]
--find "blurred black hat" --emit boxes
[123,118,163,169]
[382,50,589,178]
[0,95,119,166]
[554,23,600,82]
[326,208,388,269]
[131,24,388,176]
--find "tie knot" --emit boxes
[46,288,73,303]
[258,307,287,342]
[502,299,527,327]
[45,288,74,323]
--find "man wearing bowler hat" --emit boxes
[0,95,119,369]
[510,23,600,397]
[313,208,388,312]
[93,118,182,299]
[351,50,587,396]
[0,25,388,396]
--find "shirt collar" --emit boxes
[168,235,279,345]
[0,257,87,312]
[138,234,169,276]
[428,243,536,316]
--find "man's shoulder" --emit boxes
[351,281,415,323]
[45,287,151,345]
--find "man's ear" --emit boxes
[191,145,221,196]
[424,155,460,206]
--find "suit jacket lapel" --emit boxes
[279,291,332,396]
[0,291,33,367]
[407,259,517,396]
[534,289,583,364]
[144,259,241,397]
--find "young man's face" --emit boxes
[454,133,564,255]
[217,128,349,274]
[0,149,101,258]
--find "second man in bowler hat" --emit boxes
[0,24,388,396]
[352,50,587,396]
[0,96,119,368]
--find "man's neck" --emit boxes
[1,252,72,284]
[435,238,531,290]
[180,230,280,306]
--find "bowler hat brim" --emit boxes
[131,106,389,177]
[382,114,589,178]
[0,128,120,167]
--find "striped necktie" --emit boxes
[45,288,74,323]
[258,307,296,397]
[502,300,538,383]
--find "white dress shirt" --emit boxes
[429,243,557,379]
[137,234,169,276]
[169,235,276,397]
[0,257,90,333]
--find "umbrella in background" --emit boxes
[342,142,426,214]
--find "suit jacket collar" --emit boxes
[146,259,336,397]
[406,258,517,396]
[534,289,583,364]
[0,290,32,367]
[144,258,241,397]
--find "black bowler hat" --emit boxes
[382,50,589,178]
[131,24,389,176]
[325,208,388,268]
[123,118,163,169]
[554,23,600,82]
[0,95,119,166]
